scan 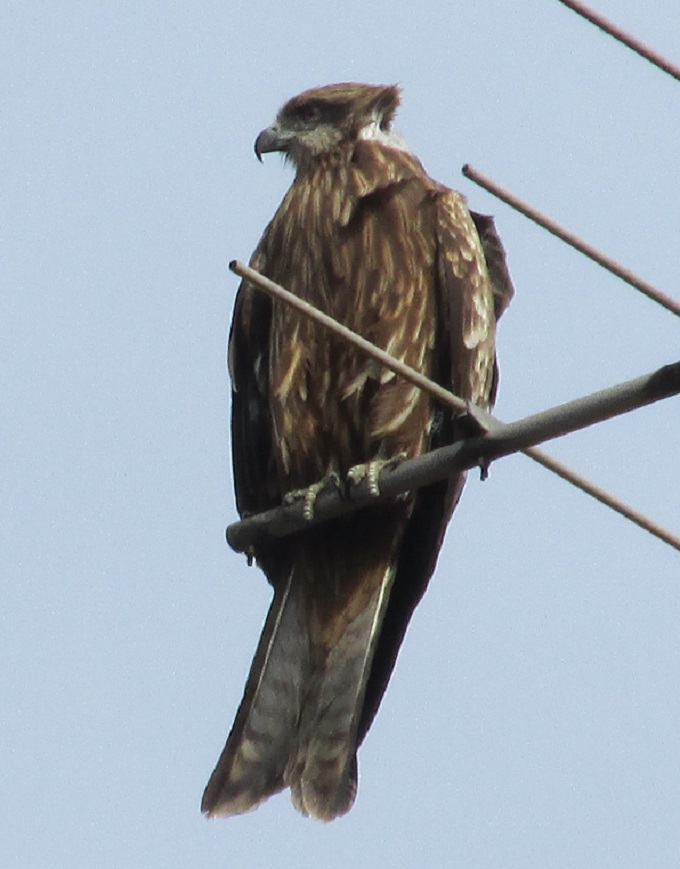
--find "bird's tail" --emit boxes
[284,560,396,821]
[201,572,311,817]
[202,536,399,821]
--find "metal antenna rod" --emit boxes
[556,0,680,83]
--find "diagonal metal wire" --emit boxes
[462,165,680,318]
[228,261,680,553]
[556,0,680,83]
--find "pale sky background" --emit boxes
[2,2,679,867]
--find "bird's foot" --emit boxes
[284,472,341,521]
[346,453,407,499]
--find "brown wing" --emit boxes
[203,249,302,819]
[470,211,515,322]
[227,245,297,587]
[437,191,498,410]
[228,247,280,523]
[357,188,499,743]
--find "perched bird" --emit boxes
[202,83,513,822]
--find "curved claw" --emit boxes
[283,472,342,521]
[346,454,408,499]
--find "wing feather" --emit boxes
[470,211,515,322]
[436,190,497,409]
[228,247,280,520]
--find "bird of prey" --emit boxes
[202,83,513,822]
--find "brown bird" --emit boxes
[202,82,513,822]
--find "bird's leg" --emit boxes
[346,452,407,499]
[283,470,342,522]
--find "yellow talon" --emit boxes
[283,473,341,521]
[347,453,407,499]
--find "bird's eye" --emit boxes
[296,103,321,124]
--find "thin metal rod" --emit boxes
[556,0,680,83]
[228,261,680,552]
[524,447,680,549]
[462,165,680,319]
[227,361,680,553]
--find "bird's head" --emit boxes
[254,83,402,171]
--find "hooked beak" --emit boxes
[254,124,288,162]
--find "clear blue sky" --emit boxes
[2,2,679,867]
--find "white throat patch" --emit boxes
[358,118,412,153]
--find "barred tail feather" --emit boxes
[285,562,396,821]
[201,573,310,817]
